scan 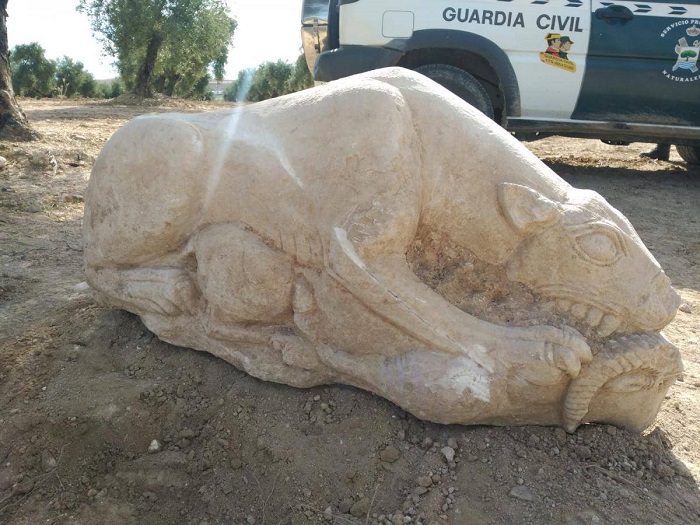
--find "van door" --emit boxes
[572,0,700,126]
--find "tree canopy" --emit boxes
[10,43,113,99]
[11,43,56,97]
[77,0,236,97]
[55,57,99,98]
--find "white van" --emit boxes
[301,0,700,163]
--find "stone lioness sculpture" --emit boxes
[84,68,682,432]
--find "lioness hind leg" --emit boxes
[193,222,295,325]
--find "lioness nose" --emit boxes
[646,272,681,330]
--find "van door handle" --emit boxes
[595,5,634,22]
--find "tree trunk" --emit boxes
[0,0,39,141]
[162,71,181,97]
[134,32,162,98]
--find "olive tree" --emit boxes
[78,0,235,98]
[11,43,56,97]
[0,0,38,140]
[224,55,313,103]
[285,53,313,93]
[55,57,100,98]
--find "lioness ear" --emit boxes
[498,183,559,235]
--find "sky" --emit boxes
[7,0,305,80]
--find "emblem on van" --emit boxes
[539,33,576,72]
[661,22,700,82]
[673,37,699,73]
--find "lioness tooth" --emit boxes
[557,299,572,312]
[571,303,588,318]
[585,307,604,327]
[598,315,621,337]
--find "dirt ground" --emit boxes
[0,97,698,525]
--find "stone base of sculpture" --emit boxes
[83,68,682,432]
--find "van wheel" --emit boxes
[676,145,700,165]
[415,64,494,120]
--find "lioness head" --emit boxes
[499,183,680,337]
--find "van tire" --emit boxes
[414,64,494,120]
[676,145,700,165]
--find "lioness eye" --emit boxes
[571,224,626,266]
[576,232,618,264]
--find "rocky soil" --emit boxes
[0,97,699,525]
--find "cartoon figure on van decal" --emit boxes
[544,32,561,56]
[559,36,574,60]
[540,33,576,72]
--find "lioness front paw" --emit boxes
[508,325,592,378]
[541,326,592,378]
